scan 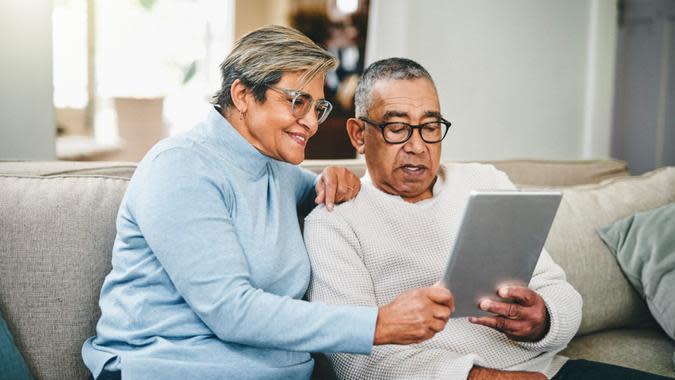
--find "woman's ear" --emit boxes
[229,79,249,115]
[346,118,366,155]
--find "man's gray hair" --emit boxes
[354,57,436,118]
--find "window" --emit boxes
[53,0,233,160]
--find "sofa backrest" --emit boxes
[0,158,650,379]
[301,158,630,187]
[0,173,130,379]
[0,161,137,179]
[482,159,629,187]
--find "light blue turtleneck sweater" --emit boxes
[82,108,378,380]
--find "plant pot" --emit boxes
[113,97,167,162]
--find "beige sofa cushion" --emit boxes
[0,175,128,380]
[545,167,675,335]
[484,159,629,187]
[562,328,675,377]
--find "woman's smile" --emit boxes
[287,130,309,147]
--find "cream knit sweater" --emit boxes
[304,163,583,380]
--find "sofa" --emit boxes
[1,159,674,379]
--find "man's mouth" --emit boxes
[400,164,427,174]
[287,132,308,146]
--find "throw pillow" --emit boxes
[598,202,675,341]
[544,167,675,335]
[0,310,33,380]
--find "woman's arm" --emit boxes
[131,148,377,354]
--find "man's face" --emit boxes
[352,78,443,203]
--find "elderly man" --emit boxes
[304,58,670,380]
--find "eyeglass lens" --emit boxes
[383,123,447,143]
[290,93,332,124]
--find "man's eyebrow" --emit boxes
[382,110,442,120]
[382,111,408,120]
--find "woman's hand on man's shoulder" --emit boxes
[314,166,361,211]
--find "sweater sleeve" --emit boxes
[516,249,583,352]
[305,211,478,380]
[130,148,377,354]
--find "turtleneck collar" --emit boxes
[202,106,273,178]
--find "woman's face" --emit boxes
[241,71,326,165]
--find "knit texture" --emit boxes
[305,163,583,379]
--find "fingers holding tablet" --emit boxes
[468,286,549,342]
[497,286,537,306]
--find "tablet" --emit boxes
[441,190,562,318]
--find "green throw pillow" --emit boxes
[598,202,675,343]
[0,311,33,380]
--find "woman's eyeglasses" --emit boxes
[267,86,333,124]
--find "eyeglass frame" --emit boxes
[359,116,452,144]
[266,85,333,124]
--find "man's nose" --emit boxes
[402,129,426,153]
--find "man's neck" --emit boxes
[399,176,438,203]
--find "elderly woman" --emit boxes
[82,26,453,380]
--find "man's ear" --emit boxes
[229,78,249,114]
[346,118,366,155]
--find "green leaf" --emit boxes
[182,61,197,85]
[139,0,156,11]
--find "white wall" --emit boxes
[366,0,617,161]
[0,0,56,160]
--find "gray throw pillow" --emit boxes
[598,202,675,342]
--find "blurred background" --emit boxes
[0,0,673,174]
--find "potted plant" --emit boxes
[101,0,199,161]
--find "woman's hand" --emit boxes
[374,286,455,345]
[315,166,361,211]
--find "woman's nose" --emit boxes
[299,109,320,135]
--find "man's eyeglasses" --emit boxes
[267,86,333,124]
[359,117,452,144]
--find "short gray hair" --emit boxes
[212,25,338,110]
[354,57,436,117]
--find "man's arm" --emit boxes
[469,367,546,380]
[304,212,477,379]
[515,249,583,351]
[469,250,582,352]
[479,167,583,351]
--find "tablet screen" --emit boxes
[441,190,561,318]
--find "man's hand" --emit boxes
[374,286,454,345]
[315,166,361,211]
[468,366,546,380]
[468,286,549,342]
